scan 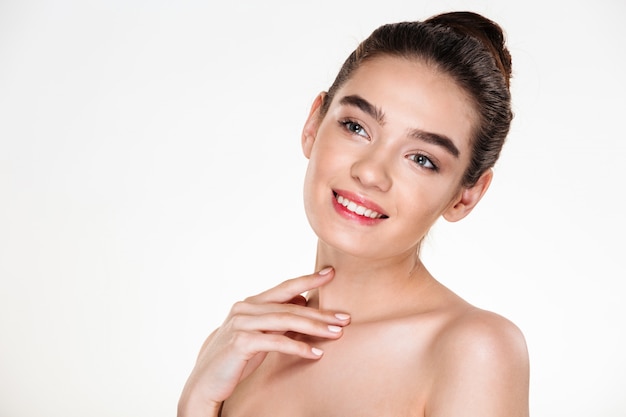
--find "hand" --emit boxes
[177,267,350,417]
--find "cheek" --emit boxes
[302,151,329,209]
[396,177,461,221]
[305,139,345,182]
[302,163,317,208]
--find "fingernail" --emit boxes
[318,267,333,276]
[328,325,342,333]
[312,347,324,356]
[335,313,350,321]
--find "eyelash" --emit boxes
[339,118,439,172]
[408,154,439,172]
[339,119,370,139]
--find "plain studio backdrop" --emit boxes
[1,0,624,416]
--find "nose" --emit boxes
[350,147,392,192]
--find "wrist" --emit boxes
[177,393,222,417]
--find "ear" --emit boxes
[443,169,493,222]
[301,92,326,159]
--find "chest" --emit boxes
[221,320,438,417]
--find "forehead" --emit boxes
[331,55,478,156]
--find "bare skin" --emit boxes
[178,56,529,417]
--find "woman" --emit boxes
[179,11,530,417]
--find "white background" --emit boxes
[1,0,625,416]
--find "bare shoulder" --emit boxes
[436,306,528,365]
[426,306,530,417]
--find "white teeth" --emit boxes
[336,195,383,219]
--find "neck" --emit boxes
[307,240,432,322]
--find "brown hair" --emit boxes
[320,11,513,187]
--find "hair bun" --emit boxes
[425,11,512,87]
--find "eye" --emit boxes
[340,120,370,139]
[408,154,438,171]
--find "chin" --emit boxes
[314,228,415,262]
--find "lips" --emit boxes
[333,191,388,219]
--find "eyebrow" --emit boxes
[338,94,460,158]
[409,129,460,158]
[339,95,386,125]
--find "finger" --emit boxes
[247,267,334,304]
[228,298,350,327]
[230,312,345,340]
[232,331,326,360]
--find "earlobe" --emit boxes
[443,169,493,222]
[301,92,326,159]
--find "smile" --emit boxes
[334,192,388,219]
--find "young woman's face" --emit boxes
[302,55,481,261]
